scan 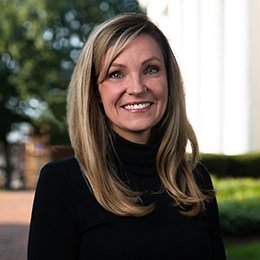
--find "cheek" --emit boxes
[98,84,119,113]
[158,83,169,115]
[98,84,110,104]
[156,81,168,104]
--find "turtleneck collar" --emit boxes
[111,133,160,176]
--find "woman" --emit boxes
[28,13,226,259]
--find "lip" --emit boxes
[121,101,153,111]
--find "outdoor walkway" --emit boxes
[0,190,34,260]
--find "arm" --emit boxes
[207,195,227,259]
[195,163,227,260]
[28,164,80,260]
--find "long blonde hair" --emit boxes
[67,13,211,217]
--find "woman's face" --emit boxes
[98,34,168,144]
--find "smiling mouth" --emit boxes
[123,102,152,110]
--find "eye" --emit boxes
[108,71,124,79]
[145,66,160,75]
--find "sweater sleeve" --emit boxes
[28,163,80,260]
[195,163,227,260]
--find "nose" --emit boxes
[126,74,147,95]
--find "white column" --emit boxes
[222,0,250,154]
[250,0,260,151]
[196,0,224,153]
[175,0,201,137]
[139,0,254,154]
[166,0,224,153]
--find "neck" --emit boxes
[112,128,151,144]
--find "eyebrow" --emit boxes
[110,56,163,68]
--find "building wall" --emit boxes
[139,0,260,154]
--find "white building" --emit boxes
[139,0,260,154]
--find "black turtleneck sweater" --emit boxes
[28,135,226,259]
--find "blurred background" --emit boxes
[0,0,259,259]
[0,0,142,190]
[141,0,260,155]
[1,0,260,189]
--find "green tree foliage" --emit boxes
[0,0,46,125]
[0,0,141,188]
[0,0,141,145]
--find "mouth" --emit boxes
[123,102,152,110]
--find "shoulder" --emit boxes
[193,162,214,191]
[43,156,80,174]
[37,156,85,191]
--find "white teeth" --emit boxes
[124,103,150,110]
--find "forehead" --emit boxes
[98,34,164,82]
[106,34,163,63]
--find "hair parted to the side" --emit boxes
[67,12,212,217]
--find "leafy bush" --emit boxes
[227,153,260,178]
[213,177,260,236]
[225,241,260,260]
[201,153,260,178]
